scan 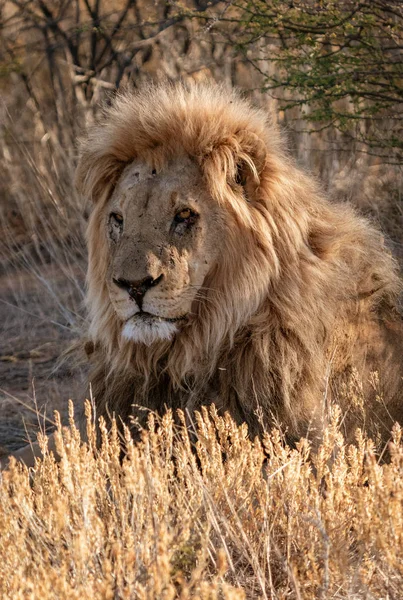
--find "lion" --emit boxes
[73,80,402,447]
[5,81,403,468]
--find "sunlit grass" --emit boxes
[1,404,402,599]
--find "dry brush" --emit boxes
[1,405,403,599]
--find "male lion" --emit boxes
[8,82,403,467]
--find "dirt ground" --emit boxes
[0,266,87,453]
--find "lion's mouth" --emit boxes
[122,311,186,344]
[128,311,187,324]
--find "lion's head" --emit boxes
[77,82,289,366]
[103,155,226,345]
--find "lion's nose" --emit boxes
[113,274,163,309]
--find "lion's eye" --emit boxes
[110,212,124,224]
[174,208,196,223]
[109,212,124,243]
[172,208,198,235]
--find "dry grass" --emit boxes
[0,99,88,445]
[1,405,402,599]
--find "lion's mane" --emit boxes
[76,81,402,444]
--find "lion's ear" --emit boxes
[75,144,125,204]
[236,130,267,177]
[233,130,267,200]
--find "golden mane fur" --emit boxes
[76,81,402,446]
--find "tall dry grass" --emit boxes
[0,114,88,446]
[1,406,402,599]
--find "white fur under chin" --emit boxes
[122,318,178,345]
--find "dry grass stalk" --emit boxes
[0,404,402,599]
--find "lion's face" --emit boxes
[105,155,223,345]
[81,84,278,354]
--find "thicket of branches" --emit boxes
[0,0,222,145]
[212,0,403,162]
[1,1,402,161]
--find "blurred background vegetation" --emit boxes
[0,0,402,449]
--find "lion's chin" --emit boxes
[121,316,179,346]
